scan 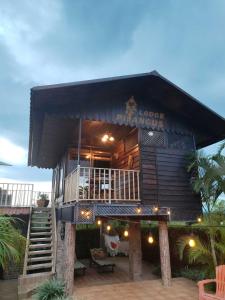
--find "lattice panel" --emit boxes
[72,203,170,224]
[141,130,165,147]
[168,133,194,150]
[75,204,95,224]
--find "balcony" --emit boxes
[64,166,140,203]
[0,183,51,207]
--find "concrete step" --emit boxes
[33,208,51,212]
[32,215,51,219]
[26,262,52,271]
[29,243,52,249]
[27,255,53,263]
[31,221,52,225]
[30,237,52,242]
[31,226,52,231]
[28,256,53,263]
[30,232,52,236]
[28,249,52,256]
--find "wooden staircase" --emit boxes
[18,207,57,299]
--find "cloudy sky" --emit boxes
[0,0,225,191]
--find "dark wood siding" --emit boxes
[140,130,202,220]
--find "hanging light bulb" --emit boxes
[97,219,102,226]
[167,209,171,215]
[106,225,111,232]
[189,238,196,248]
[148,234,154,244]
[197,217,202,223]
[109,136,115,142]
[147,227,154,244]
[124,229,129,237]
[81,210,85,215]
[188,233,196,247]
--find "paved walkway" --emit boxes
[0,279,18,300]
[75,278,198,300]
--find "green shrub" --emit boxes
[33,279,65,300]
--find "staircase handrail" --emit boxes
[23,206,32,275]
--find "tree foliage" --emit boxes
[0,216,26,270]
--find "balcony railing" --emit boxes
[64,166,140,203]
[0,183,51,207]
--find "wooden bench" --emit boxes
[74,261,86,276]
[90,248,115,273]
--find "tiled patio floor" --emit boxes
[74,257,157,288]
[75,278,198,300]
[74,257,198,300]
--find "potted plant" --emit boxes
[37,193,49,207]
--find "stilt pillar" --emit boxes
[129,221,142,280]
[64,222,76,295]
[158,221,171,287]
[56,221,76,296]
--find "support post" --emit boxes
[56,221,76,296]
[129,221,142,280]
[158,221,171,287]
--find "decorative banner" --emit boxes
[115,96,165,130]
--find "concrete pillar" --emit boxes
[158,221,171,287]
[56,221,76,296]
[129,221,142,280]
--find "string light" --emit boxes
[197,217,202,223]
[81,210,85,215]
[97,219,102,226]
[188,233,196,247]
[148,234,154,244]
[153,206,159,213]
[106,225,111,232]
[189,238,196,248]
[124,229,129,237]
[136,207,141,214]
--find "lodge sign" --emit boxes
[115,97,165,130]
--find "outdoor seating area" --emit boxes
[74,256,158,288]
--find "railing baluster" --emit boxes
[109,169,111,203]
[93,168,96,200]
[137,171,140,200]
[98,169,101,200]
[103,169,106,200]
[119,170,121,200]
[123,171,126,200]
[128,171,131,200]
[88,168,91,200]
[133,171,135,200]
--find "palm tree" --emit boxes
[0,216,26,270]
[177,215,225,277]
[187,141,225,267]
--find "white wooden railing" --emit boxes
[0,183,51,207]
[64,166,140,203]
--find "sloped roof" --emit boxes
[29,71,225,168]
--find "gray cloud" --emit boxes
[0,0,224,184]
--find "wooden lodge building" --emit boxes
[18,71,225,296]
